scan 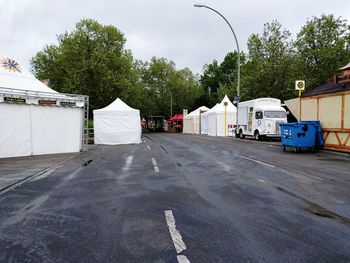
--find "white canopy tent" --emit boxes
[201,104,219,135]
[93,98,141,145]
[0,56,87,159]
[200,111,209,135]
[183,106,209,134]
[207,104,221,136]
[208,95,237,136]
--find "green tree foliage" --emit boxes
[243,20,296,101]
[137,57,202,118]
[31,19,137,111]
[200,51,245,107]
[200,16,350,103]
[295,14,350,90]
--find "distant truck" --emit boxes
[236,98,287,140]
[147,116,165,132]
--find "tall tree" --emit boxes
[31,19,137,111]
[138,57,202,118]
[200,51,245,107]
[295,14,350,90]
[244,20,296,100]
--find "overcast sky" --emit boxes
[1,0,350,74]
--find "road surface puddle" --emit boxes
[306,203,350,226]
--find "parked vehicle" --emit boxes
[236,98,287,140]
[147,116,165,132]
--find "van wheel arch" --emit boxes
[254,130,261,141]
[239,129,245,139]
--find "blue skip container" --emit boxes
[279,121,323,152]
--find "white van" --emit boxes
[236,98,287,140]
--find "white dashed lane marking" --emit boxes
[240,155,275,168]
[122,155,133,172]
[164,210,190,262]
[151,158,159,174]
[147,145,151,150]
[177,255,191,263]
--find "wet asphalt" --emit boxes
[0,133,350,263]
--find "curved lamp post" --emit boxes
[168,87,173,117]
[194,4,240,101]
[153,77,173,117]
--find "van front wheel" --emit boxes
[239,130,245,139]
[254,130,261,141]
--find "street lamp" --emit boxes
[194,4,240,101]
[153,77,173,117]
[168,87,173,117]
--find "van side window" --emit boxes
[255,111,263,119]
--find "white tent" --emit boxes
[183,106,209,134]
[207,104,221,136]
[0,56,86,158]
[93,98,141,145]
[200,111,209,135]
[208,95,237,136]
[201,104,219,135]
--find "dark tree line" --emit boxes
[201,15,350,104]
[31,15,350,117]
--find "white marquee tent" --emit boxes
[183,106,209,134]
[0,56,87,158]
[208,95,237,136]
[201,104,219,135]
[93,98,141,145]
[200,111,209,135]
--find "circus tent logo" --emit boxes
[0,58,22,73]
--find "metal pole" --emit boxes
[167,87,173,117]
[170,94,173,117]
[194,4,240,99]
[224,102,227,136]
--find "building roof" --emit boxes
[302,81,350,97]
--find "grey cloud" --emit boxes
[1,0,349,74]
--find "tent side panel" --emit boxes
[216,111,235,136]
[207,113,217,136]
[201,115,208,135]
[0,104,32,158]
[193,115,200,134]
[94,111,141,145]
[183,117,193,134]
[31,106,83,155]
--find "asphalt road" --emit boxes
[0,133,350,262]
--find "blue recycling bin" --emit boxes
[279,122,321,152]
[299,121,324,146]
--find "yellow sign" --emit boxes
[295,80,305,91]
[295,80,305,97]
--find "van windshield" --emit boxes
[264,111,286,118]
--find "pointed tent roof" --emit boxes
[186,106,209,117]
[203,103,219,116]
[94,98,139,113]
[339,62,350,71]
[0,55,58,94]
[217,95,236,112]
[169,114,178,121]
[169,114,183,121]
[209,95,236,113]
[172,114,183,121]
